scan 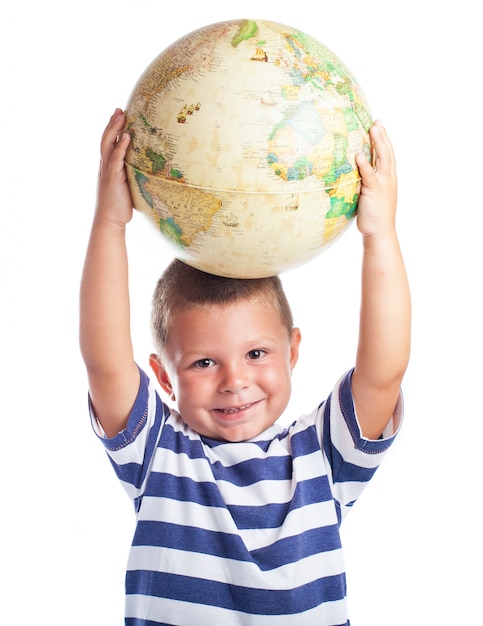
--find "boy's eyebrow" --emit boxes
[179,335,282,356]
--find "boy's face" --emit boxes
[150,298,301,442]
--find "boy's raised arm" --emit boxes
[80,109,140,438]
[351,122,411,440]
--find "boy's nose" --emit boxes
[218,362,249,393]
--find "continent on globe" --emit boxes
[124,18,373,278]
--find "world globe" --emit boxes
[124,19,373,278]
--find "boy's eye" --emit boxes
[194,358,214,369]
[248,349,265,360]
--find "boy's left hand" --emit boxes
[355,121,397,238]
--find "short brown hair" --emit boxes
[151,260,294,357]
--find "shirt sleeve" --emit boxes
[337,368,403,454]
[89,367,168,502]
[317,369,403,520]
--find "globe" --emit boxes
[124,19,373,278]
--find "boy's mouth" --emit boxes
[217,401,257,415]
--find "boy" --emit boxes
[80,109,410,625]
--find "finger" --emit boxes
[111,132,131,172]
[100,109,126,161]
[369,122,394,175]
[101,108,124,142]
[355,149,377,182]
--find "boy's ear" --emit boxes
[290,327,302,370]
[149,354,176,400]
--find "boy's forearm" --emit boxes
[80,217,140,435]
[80,217,133,373]
[352,231,411,437]
[357,231,411,381]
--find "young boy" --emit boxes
[80,109,410,625]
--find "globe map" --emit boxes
[124,19,373,278]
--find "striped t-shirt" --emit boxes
[91,368,402,625]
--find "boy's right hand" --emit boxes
[96,108,133,227]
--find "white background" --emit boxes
[2,1,482,623]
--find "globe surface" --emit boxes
[124,19,373,278]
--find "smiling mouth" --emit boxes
[217,402,257,415]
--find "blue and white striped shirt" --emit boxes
[92,368,402,625]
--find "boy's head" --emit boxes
[151,259,294,358]
[150,260,301,442]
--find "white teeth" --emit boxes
[222,404,250,414]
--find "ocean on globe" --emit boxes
[124,19,373,278]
